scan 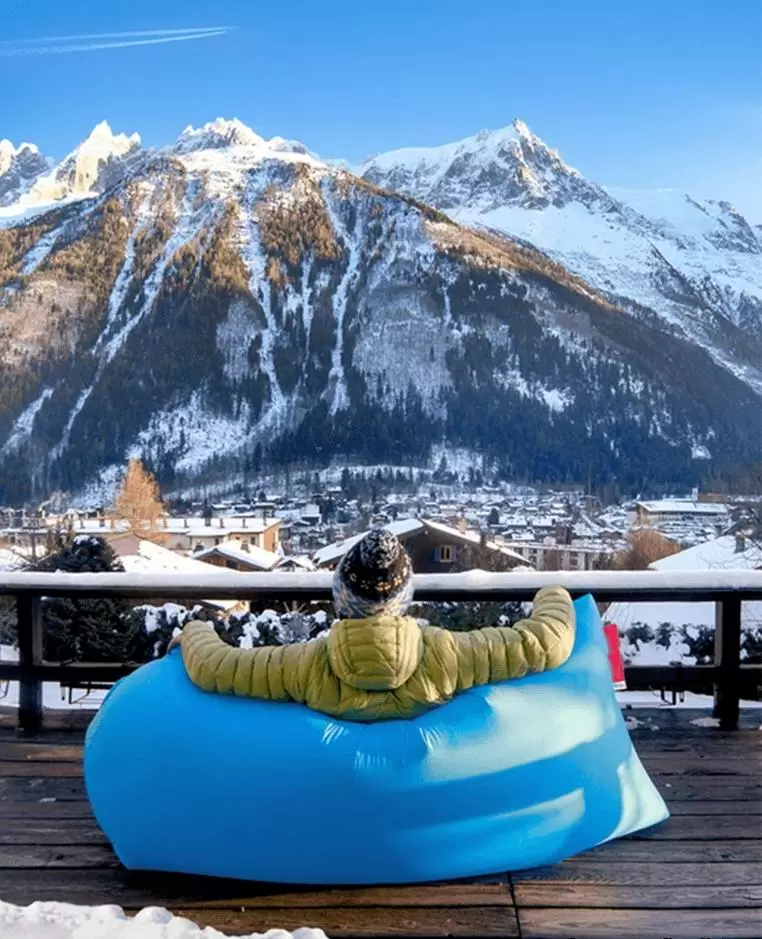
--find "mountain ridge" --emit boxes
[0,116,759,503]
[359,119,762,396]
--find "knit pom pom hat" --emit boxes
[332,528,414,620]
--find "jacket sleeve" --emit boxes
[450,586,575,690]
[178,620,322,702]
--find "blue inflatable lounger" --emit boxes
[84,594,668,884]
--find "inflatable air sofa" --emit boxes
[84,594,668,883]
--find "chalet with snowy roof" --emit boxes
[629,500,728,527]
[313,518,526,572]
[193,541,282,573]
[57,515,282,555]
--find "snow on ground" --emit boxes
[0,900,326,939]
[0,548,29,572]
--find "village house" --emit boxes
[505,540,614,571]
[51,515,283,555]
[313,518,527,572]
[193,541,282,573]
[628,499,728,528]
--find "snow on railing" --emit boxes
[1,569,760,732]
[2,568,762,601]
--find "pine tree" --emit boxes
[34,535,133,662]
[111,458,165,543]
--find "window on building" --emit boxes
[225,559,237,569]
[437,545,454,563]
[214,537,221,546]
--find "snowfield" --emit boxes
[0,900,327,939]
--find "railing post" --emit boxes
[17,594,43,734]
[714,597,742,731]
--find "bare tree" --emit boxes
[612,529,680,571]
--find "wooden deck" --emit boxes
[0,707,760,938]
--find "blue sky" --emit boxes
[3,0,761,218]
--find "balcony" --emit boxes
[1,569,761,938]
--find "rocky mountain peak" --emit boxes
[359,119,604,213]
[21,120,141,207]
[175,117,266,152]
[173,117,313,162]
[0,138,50,207]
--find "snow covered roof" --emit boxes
[118,540,241,610]
[635,500,728,516]
[313,518,424,567]
[650,535,762,573]
[194,541,281,572]
[313,517,526,567]
[64,516,279,537]
[421,519,526,563]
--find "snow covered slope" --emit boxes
[1,118,760,501]
[360,120,762,393]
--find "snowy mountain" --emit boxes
[1,121,141,214]
[360,120,762,394]
[0,118,760,502]
[0,140,50,208]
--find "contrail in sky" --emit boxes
[0,27,236,56]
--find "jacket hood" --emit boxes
[327,615,423,691]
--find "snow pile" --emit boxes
[0,899,327,939]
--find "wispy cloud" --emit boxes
[0,27,237,57]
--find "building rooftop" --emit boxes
[635,500,728,516]
[194,541,282,572]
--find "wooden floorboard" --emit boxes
[0,707,759,938]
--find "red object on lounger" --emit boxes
[603,622,627,690]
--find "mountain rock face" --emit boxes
[360,120,762,395]
[0,118,760,502]
[0,140,50,207]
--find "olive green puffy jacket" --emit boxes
[177,586,575,721]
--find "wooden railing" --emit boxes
[1,570,761,733]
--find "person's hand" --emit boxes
[167,632,183,654]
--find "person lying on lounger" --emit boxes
[168,528,575,721]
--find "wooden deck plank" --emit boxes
[512,862,762,886]
[517,908,762,939]
[637,756,761,776]
[0,760,84,777]
[573,839,762,863]
[0,868,517,911]
[0,799,95,819]
[514,882,762,909]
[630,815,762,840]
[178,907,521,937]
[650,777,762,801]
[0,709,760,939]
[668,800,762,816]
[0,743,83,762]
[0,843,118,868]
[0,775,87,801]
[0,820,106,844]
